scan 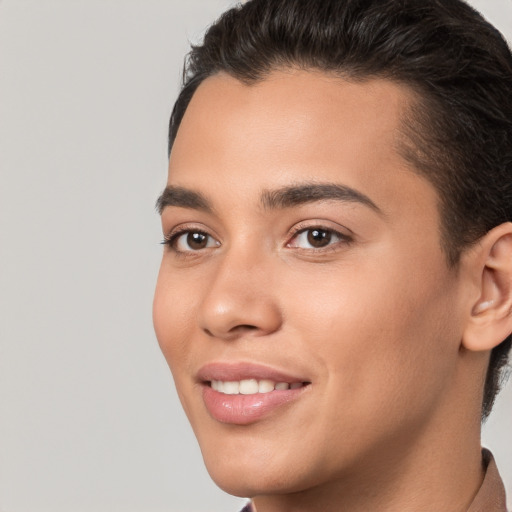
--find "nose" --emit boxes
[198,249,283,341]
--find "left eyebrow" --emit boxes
[156,186,213,215]
[260,182,382,214]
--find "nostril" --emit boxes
[230,324,259,335]
[203,324,257,337]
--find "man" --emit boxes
[153,0,512,510]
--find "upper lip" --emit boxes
[197,361,309,384]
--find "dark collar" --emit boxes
[467,449,508,512]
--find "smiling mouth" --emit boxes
[200,367,312,424]
[209,379,310,395]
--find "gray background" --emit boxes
[0,1,511,511]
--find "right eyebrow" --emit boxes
[260,182,382,214]
[156,186,214,215]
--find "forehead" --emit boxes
[168,69,437,223]
[171,69,414,167]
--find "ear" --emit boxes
[462,222,512,352]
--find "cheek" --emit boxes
[153,265,196,376]
[153,267,205,426]
[284,254,460,417]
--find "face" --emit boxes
[153,70,470,498]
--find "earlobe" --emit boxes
[462,222,512,352]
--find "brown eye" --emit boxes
[307,229,332,248]
[169,230,220,253]
[187,232,208,249]
[288,226,350,251]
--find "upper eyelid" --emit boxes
[287,220,353,237]
[164,222,219,239]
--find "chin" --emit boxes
[203,454,311,498]
[197,431,282,495]
[195,424,337,499]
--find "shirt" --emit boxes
[468,449,508,512]
[239,450,508,512]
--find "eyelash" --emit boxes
[161,224,352,256]
[161,227,218,257]
[287,224,353,252]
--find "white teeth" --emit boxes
[239,379,259,395]
[223,381,240,394]
[211,380,222,392]
[258,379,275,394]
[210,379,304,395]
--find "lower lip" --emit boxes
[202,385,308,425]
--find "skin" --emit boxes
[153,70,511,512]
